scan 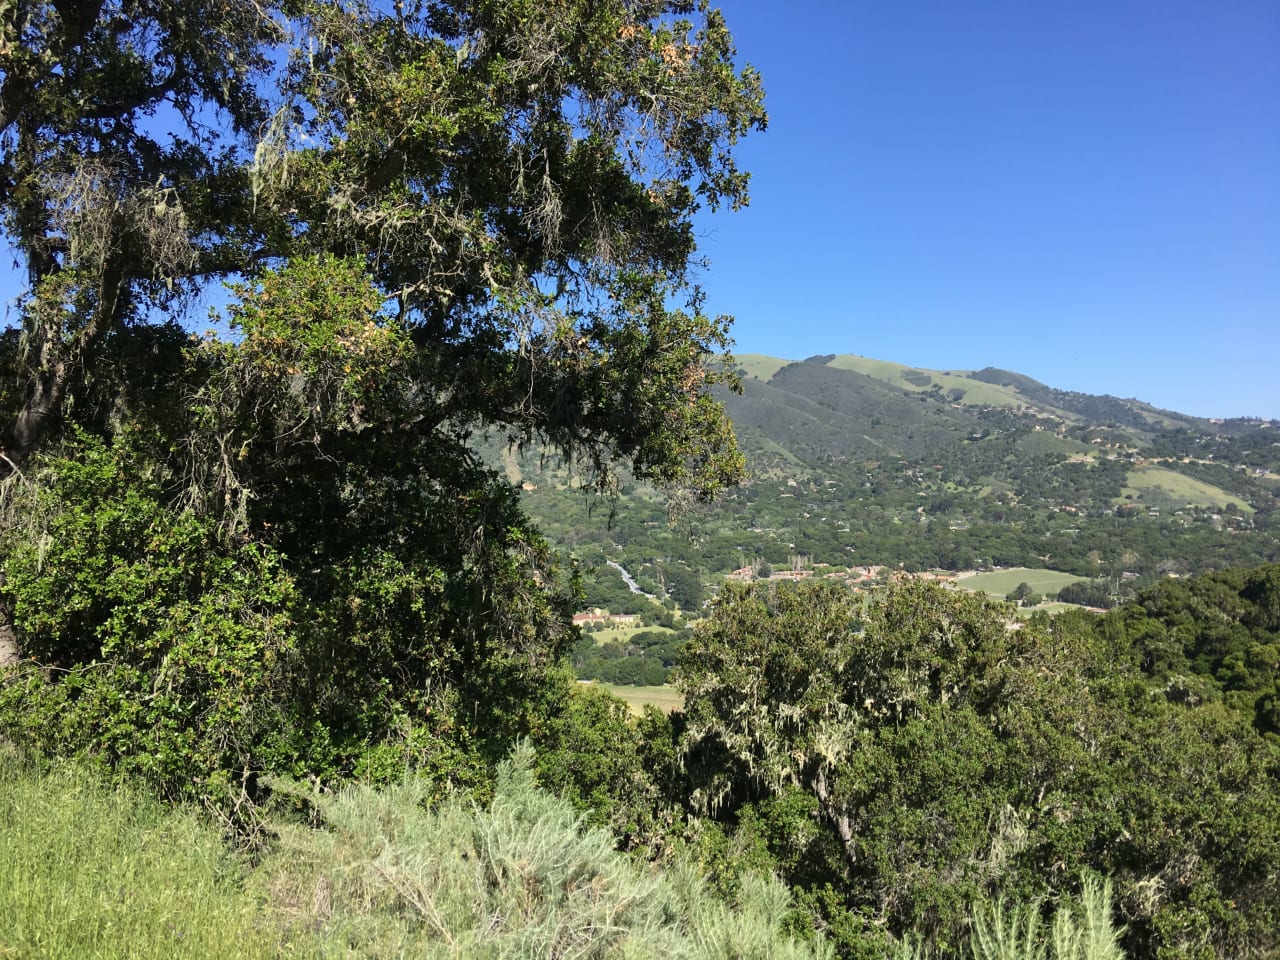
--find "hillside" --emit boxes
[736,353,1209,433]
[509,353,1280,614]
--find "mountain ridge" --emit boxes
[731,352,1247,431]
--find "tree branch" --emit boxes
[0,0,107,135]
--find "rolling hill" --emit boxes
[499,352,1280,613]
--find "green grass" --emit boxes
[955,568,1084,598]
[589,623,676,646]
[0,747,829,960]
[1120,465,1253,513]
[735,353,792,381]
[825,355,1023,407]
[600,682,685,714]
[0,749,312,960]
[1017,431,1095,457]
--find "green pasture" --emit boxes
[825,355,1022,407]
[1120,465,1253,513]
[600,683,685,714]
[955,567,1084,598]
[586,623,676,646]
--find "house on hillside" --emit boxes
[571,611,641,626]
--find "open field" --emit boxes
[600,683,684,714]
[1017,430,1095,457]
[587,624,676,646]
[955,567,1084,598]
[1121,465,1253,513]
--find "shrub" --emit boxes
[0,436,303,813]
[256,742,833,959]
[898,874,1126,960]
[0,428,571,821]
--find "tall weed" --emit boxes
[899,874,1126,960]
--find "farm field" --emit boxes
[954,567,1083,598]
[1121,465,1252,513]
[599,683,684,714]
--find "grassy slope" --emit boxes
[1,749,829,960]
[1017,430,1096,457]
[0,751,311,960]
[740,430,810,471]
[734,353,793,381]
[1121,465,1254,513]
[825,355,1024,407]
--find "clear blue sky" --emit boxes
[694,1,1280,419]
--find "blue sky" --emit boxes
[694,1,1280,419]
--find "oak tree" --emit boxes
[0,0,765,802]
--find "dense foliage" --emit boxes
[572,626,688,686]
[0,0,764,803]
[674,578,1280,960]
[1093,562,1280,737]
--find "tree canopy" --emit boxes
[0,0,765,803]
[676,579,1280,958]
[1,0,764,482]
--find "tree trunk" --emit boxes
[1,245,127,472]
[813,765,858,868]
[0,618,18,668]
[3,363,70,470]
